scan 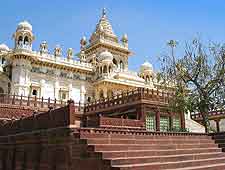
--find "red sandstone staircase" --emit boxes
[73,128,225,170]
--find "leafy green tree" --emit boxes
[159,39,225,132]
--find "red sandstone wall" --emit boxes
[0,102,80,136]
[0,104,33,120]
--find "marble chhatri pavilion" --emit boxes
[0,9,159,104]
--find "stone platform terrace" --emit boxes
[0,127,225,170]
[0,102,224,170]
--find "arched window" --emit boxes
[87,97,91,102]
[18,36,23,45]
[2,58,5,65]
[0,87,4,94]
[146,75,150,82]
[24,36,29,45]
[99,90,104,99]
[120,61,124,70]
[103,65,107,73]
[107,90,113,98]
[113,58,118,67]
[32,89,37,96]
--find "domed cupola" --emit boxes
[140,61,153,73]
[140,60,154,84]
[96,50,114,76]
[0,44,9,52]
[98,50,113,63]
[13,20,34,51]
[17,21,32,31]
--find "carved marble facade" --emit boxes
[0,9,159,104]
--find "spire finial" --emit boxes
[102,8,106,17]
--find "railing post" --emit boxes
[12,93,15,105]
[27,96,30,106]
[6,93,9,104]
[54,98,57,108]
[78,101,81,112]
[20,94,23,106]
[34,95,37,107]
[48,97,50,108]
[41,97,44,108]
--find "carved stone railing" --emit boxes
[84,88,173,113]
[85,116,145,129]
[0,93,80,111]
[0,102,81,136]
[76,127,207,137]
[191,110,225,120]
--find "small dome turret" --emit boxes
[121,34,128,42]
[40,41,48,54]
[54,45,62,57]
[67,48,73,60]
[121,33,128,48]
[140,61,153,73]
[80,36,87,49]
[17,21,32,31]
[0,44,9,52]
[13,20,34,50]
[98,50,113,63]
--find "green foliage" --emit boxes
[159,39,225,132]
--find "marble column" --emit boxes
[80,84,86,104]
[69,83,73,100]
[54,81,59,100]
[40,79,46,98]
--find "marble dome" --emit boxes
[0,44,9,52]
[98,50,113,62]
[17,21,32,31]
[140,61,153,72]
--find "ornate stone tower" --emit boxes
[82,8,131,72]
[13,21,34,51]
[11,21,34,96]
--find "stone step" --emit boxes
[88,143,218,151]
[85,138,214,145]
[215,139,225,144]
[111,157,225,170]
[101,148,222,159]
[169,163,225,170]
[110,152,225,166]
[88,143,218,152]
[79,132,210,140]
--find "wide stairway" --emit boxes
[212,132,225,152]
[74,128,225,170]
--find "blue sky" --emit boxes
[1,0,225,71]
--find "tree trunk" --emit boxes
[201,113,209,133]
[199,99,210,133]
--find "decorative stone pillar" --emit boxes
[40,79,46,98]
[54,81,59,100]
[103,88,107,98]
[80,84,86,104]
[136,104,145,122]
[69,83,73,99]
[156,110,160,132]
[169,113,173,131]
